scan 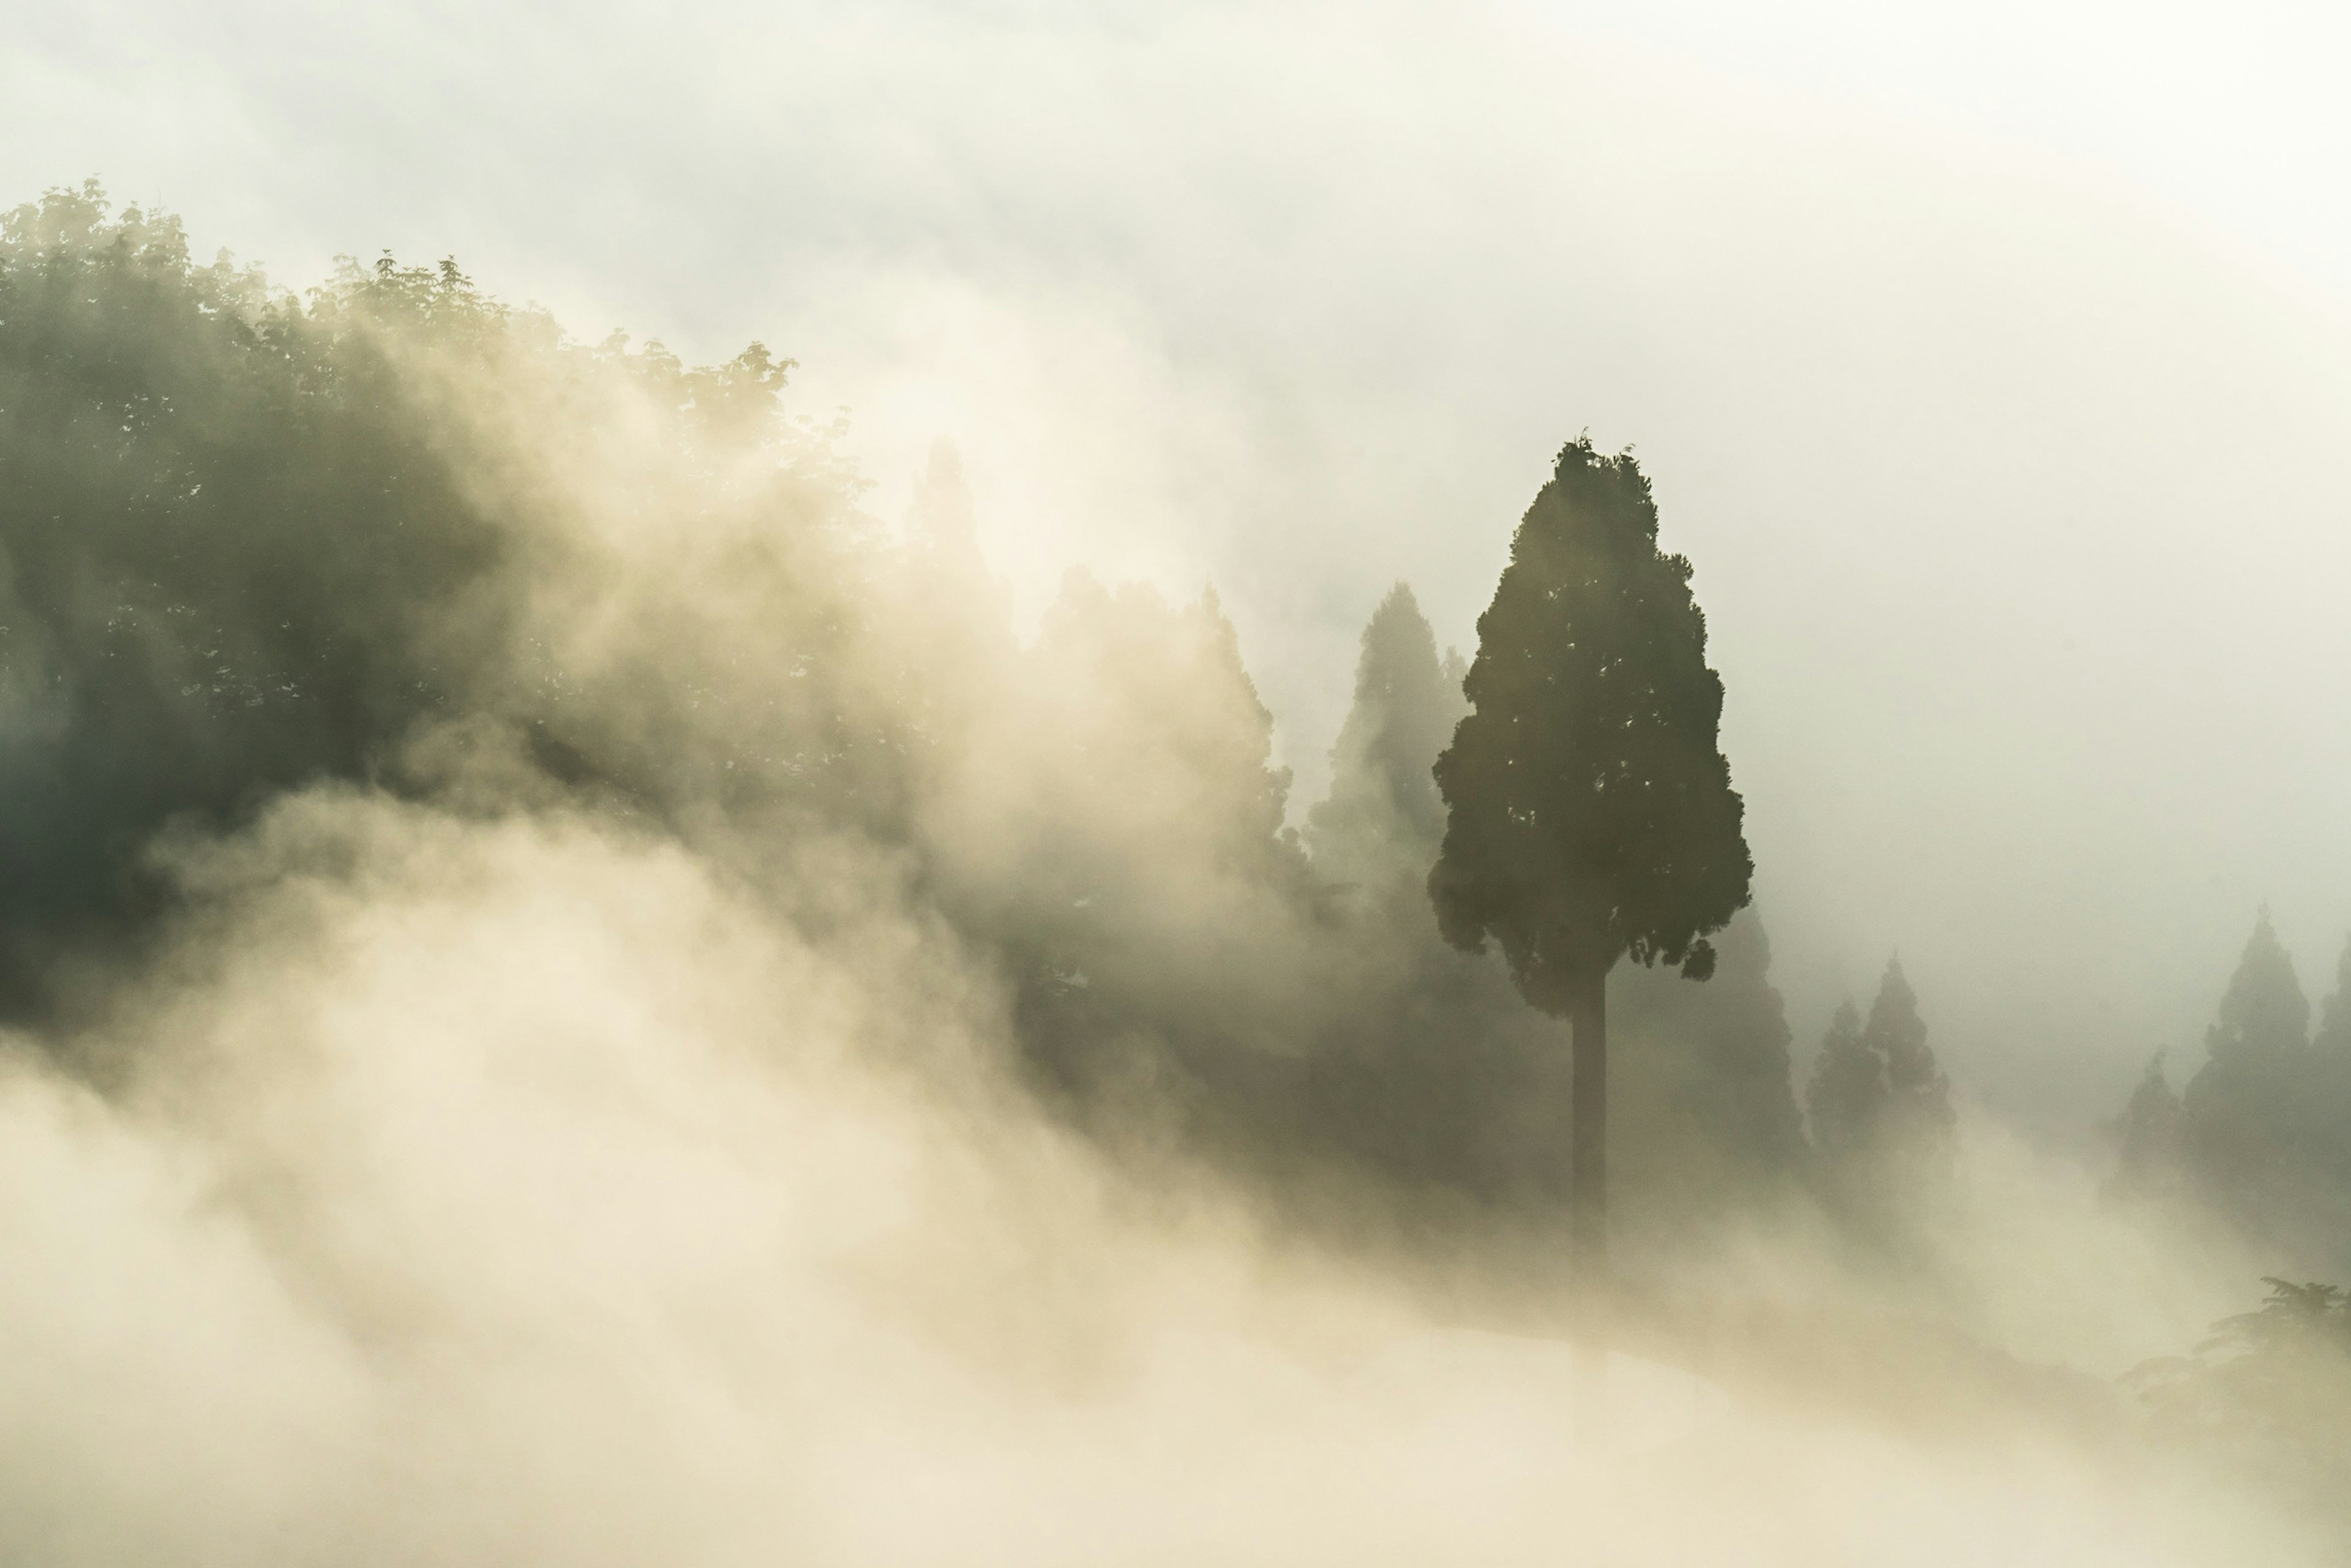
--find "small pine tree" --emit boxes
[1806,958,1953,1173]
[1863,958,1955,1154]
[1806,1000,1882,1158]
[2184,910,2312,1207]
[2204,909,2311,1070]
[1306,582,1464,890]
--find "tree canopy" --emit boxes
[1428,437,1751,1011]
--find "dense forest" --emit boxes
[0,182,1848,1251]
[6,181,2350,1556]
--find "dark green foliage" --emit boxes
[1,186,1817,1258]
[1428,437,1752,1266]
[0,184,506,996]
[1305,582,1463,891]
[1428,438,1752,1006]
[0,182,871,1012]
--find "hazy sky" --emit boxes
[7,0,2349,1133]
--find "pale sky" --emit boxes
[7,0,2349,1134]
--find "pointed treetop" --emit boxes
[1864,956,1938,1095]
[2207,908,2310,1067]
[1307,581,1462,881]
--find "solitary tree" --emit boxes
[1428,437,1752,1271]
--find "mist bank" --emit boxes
[3,184,2350,1560]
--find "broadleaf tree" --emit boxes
[1428,437,1752,1271]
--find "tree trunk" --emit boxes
[1570,970,1608,1280]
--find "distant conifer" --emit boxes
[1806,1000,1881,1158]
[1863,958,1955,1152]
[2183,909,2312,1212]
[1307,582,1463,889]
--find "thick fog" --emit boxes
[5,3,2351,1561]
[13,0,2343,1128]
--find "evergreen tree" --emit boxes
[2204,910,2311,1069]
[2183,910,2312,1215]
[1862,957,1955,1155]
[1428,437,1752,1270]
[1305,582,1464,890]
[1806,1001,1881,1158]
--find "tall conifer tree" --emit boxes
[1428,437,1751,1272]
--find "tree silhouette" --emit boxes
[1306,582,1464,891]
[1428,437,1751,1271]
[1862,957,1954,1156]
[1806,1001,1881,1158]
[1805,957,1954,1202]
[2183,910,2311,1212]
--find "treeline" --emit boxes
[0,182,1957,1256]
[2111,913,2351,1274]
